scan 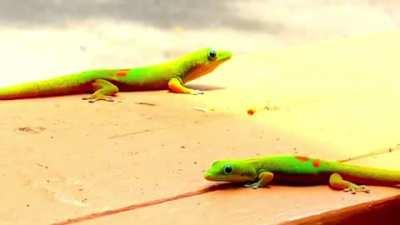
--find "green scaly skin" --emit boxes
[204,154,400,194]
[0,48,232,102]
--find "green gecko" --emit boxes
[204,154,400,194]
[0,48,231,102]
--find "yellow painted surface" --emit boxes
[0,31,399,225]
[198,30,400,167]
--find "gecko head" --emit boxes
[181,48,232,83]
[204,159,256,183]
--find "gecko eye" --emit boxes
[208,49,217,61]
[223,165,233,174]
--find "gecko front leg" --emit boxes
[168,77,204,95]
[245,171,274,189]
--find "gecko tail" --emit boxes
[334,163,400,186]
[0,74,92,100]
[0,81,44,99]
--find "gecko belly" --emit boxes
[112,80,169,91]
[272,173,331,186]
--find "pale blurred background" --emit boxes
[1,0,399,85]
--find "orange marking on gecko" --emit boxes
[295,156,310,162]
[313,159,321,168]
[116,69,129,77]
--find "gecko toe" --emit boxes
[244,183,261,189]
[343,185,370,194]
[83,94,114,103]
[359,185,370,193]
[190,90,204,95]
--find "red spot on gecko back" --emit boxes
[295,156,310,162]
[116,69,129,77]
[313,159,321,168]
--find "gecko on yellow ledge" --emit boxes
[0,48,231,102]
[204,154,400,194]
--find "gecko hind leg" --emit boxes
[244,171,274,189]
[329,173,370,194]
[82,79,119,103]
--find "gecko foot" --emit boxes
[344,184,370,194]
[244,172,273,189]
[82,94,114,103]
[189,90,204,95]
[244,183,259,189]
[244,182,269,189]
[244,183,260,189]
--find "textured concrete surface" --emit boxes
[1,1,400,225]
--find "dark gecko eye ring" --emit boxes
[224,165,233,174]
[208,49,217,60]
